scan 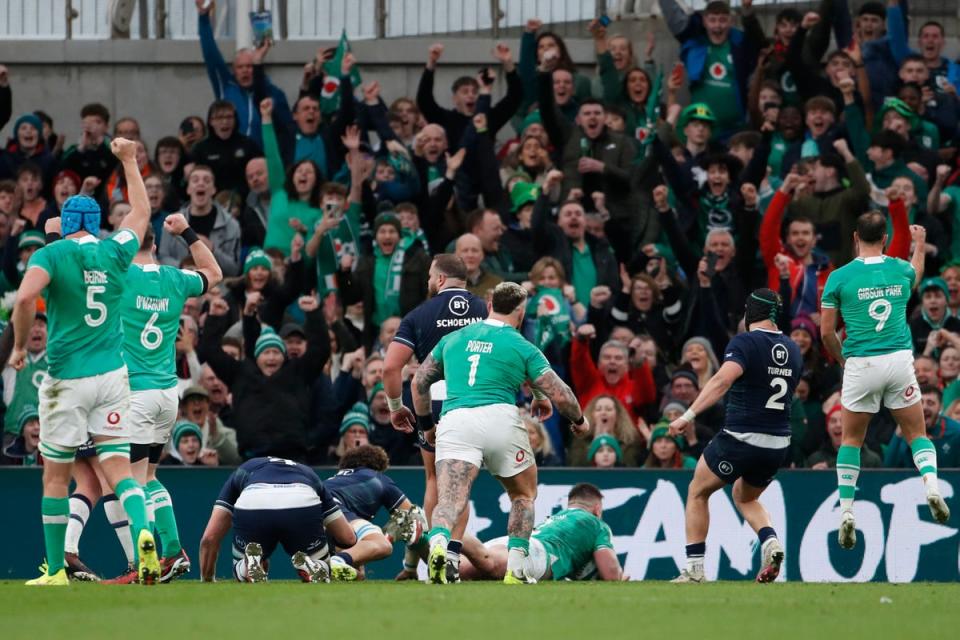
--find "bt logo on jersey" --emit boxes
[771,344,789,366]
[448,295,470,317]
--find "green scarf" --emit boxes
[527,287,571,351]
[698,190,733,241]
[375,234,414,316]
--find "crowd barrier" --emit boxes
[1,468,957,581]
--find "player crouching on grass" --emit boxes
[323,444,427,581]
[11,138,160,586]
[669,288,802,584]
[199,457,356,583]
[457,483,625,582]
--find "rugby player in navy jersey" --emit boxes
[198,457,357,583]
[669,289,801,584]
[383,254,487,580]
[323,445,426,580]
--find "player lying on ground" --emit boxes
[821,215,950,550]
[384,254,487,582]
[457,483,624,582]
[323,444,426,580]
[61,216,222,584]
[413,282,589,584]
[198,457,357,583]
[670,288,800,584]
[10,138,160,586]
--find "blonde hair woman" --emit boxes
[566,394,640,466]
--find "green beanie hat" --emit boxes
[367,381,385,404]
[243,248,272,275]
[340,402,371,434]
[254,327,287,359]
[172,420,203,447]
[510,181,540,213]
[876,97,918,131]
[650,421,686,448]
[17,405,40,433]
[587,434,623,464]
[519,110,542,134]
[18,230,46,250]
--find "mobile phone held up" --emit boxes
[598,14,611,27]
[250,11,273,47]
[705,251,719,279]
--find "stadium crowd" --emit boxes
[2,0,960,471]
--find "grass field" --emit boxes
[3,581,958,640]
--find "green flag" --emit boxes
[526,288,571,351]
[320,30,362,115]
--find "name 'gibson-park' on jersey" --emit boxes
[27,230,139,379]
[820,255,916,359]
[431,318,553,416]
[121,263,205,391]
[723,329,802,437]
[392,287,487,363]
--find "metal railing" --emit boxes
[3,0,947,41]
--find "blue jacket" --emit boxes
[198,14,292,147]
[660,0,764,128]
[883,415,960,469]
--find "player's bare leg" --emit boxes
[27,450,75,585]
[336,524,393,579]
[497,465,538,584]
[674,456,725,584]
[427,459,479,584]
[459,537,507,580]
[837,409,871,549]
[733,479,783,583]
[95,436,159,584]
[63,458,102,581]
[890,403,950,524]
[422,434,470,579]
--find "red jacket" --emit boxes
[570,338,656,419]
[759,190,910,310]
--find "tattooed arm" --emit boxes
[530,369,589,436]
[412,353,445,416]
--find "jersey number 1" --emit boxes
[467,354,481,386]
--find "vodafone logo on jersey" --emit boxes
[515,450,526,464]
[709,63,727,80]
[539,294,561,315]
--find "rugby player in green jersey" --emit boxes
[413,282,589,584]
[9,138,159,585]
[457,483,624,582]
[821,213,950,550]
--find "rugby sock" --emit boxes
[335,552,354,567]
[685,542,706,571]
[115,478,149,544]
[836,445,861,513]
[402,545,421,572]
[41,496,69,576]
[144,489,155,536]
[446,539,463,569]
[506,537,530,578]
[910,437,940,495]
[147,479,182,556]
[103,493,136,565]
[757,527,777,545]
[65,494,92,555]
[428,526,451,550]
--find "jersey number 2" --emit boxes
[84,286,107,328]
[765,377,788,410]
[467,354,481,386]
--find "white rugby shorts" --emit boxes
[435,403,534,478]
[841,349,920,413]
[38,366,131,448]
[128,387,179,445]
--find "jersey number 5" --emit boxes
[765,377,788,411]
[84,286,107,328]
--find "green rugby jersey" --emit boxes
[431,319,551,416]
[533,507,614,580]
[27,230,139,379]
[821,255,916,358]
[121,263,205,391]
